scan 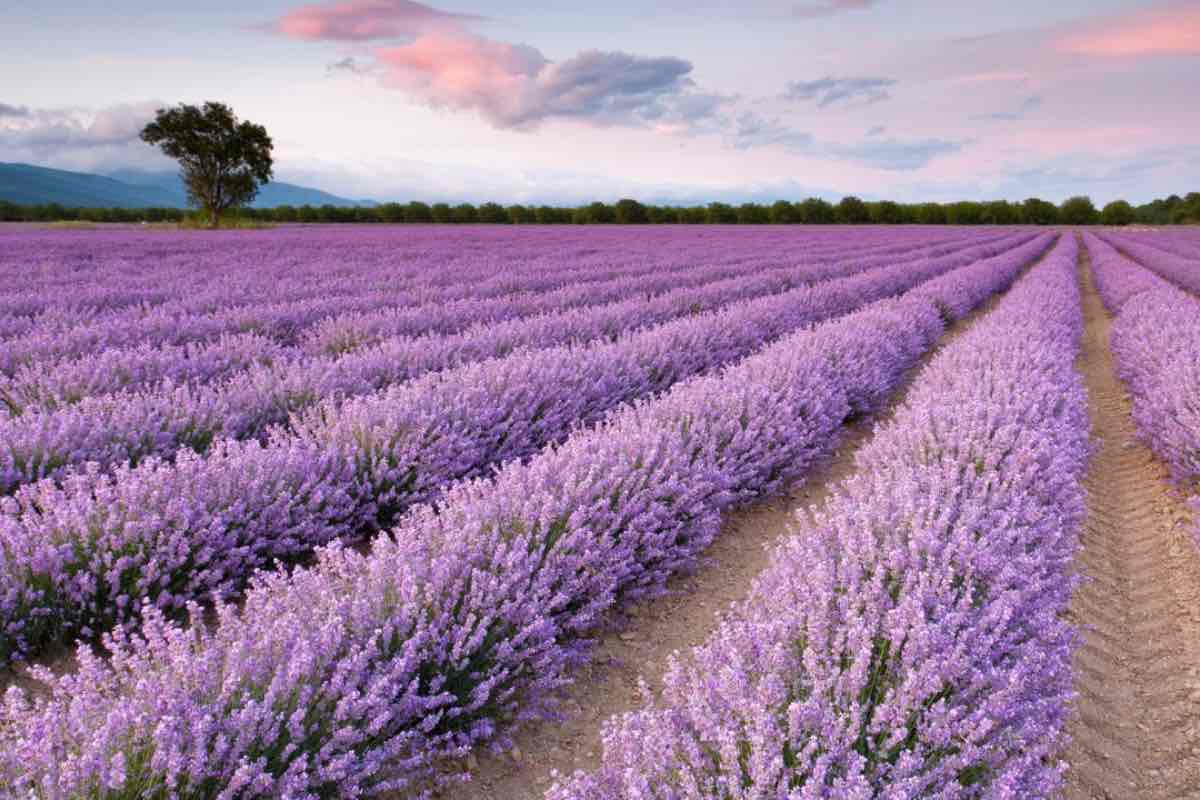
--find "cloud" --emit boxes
[730,111,959,170]
[0,103,157,150]
[326,56,375,75]
[0,103,31,119]
[977,148,1195,201]
[828,137,963,170]
[375,34,717,130]
[1013,160,1165,188]
[784,76,895,107]
[792,0,876,18]
[972,94,1042,122]
[643,90,736,135]
[1057,3,1200,57]
[729,111,814,150]
[0,102,170,171]
[270,0,481,41]
[271,1,725,132]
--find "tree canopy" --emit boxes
[6,187,1198,227]
[140,101,273,228]
[1059,195,1100,226]
[836,195,871,224]
[1100,200,1136,226]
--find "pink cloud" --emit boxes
[377,34,546,123]
[1058,3,1200,57]
[375,34,705,130]
[273,0,479,41]
[274,0,720,132]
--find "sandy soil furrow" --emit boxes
[1063,248,1200,800]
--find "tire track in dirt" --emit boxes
[447,251,1053,800]
[1064,246,1200,800]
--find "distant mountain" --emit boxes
[0,163,178,208]
[0,163,373,208]
[106,168,375,209]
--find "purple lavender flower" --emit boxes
[0,230,1055,797]
[1085,233,1200,548]
[551,235,1087,800]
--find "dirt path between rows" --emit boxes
[449,258,1043,800]
[1063,248,1200,799]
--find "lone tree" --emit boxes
[140,102,273,228]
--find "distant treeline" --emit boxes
[3,193,1198,226]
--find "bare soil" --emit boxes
[1063,251,1200,799]
[449,266,1030,800]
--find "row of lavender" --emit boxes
[0,247,790,394]
[0,235,1051,796]
[0,233,1053,666]
[0,225,991,294]
[0,233,807,368]
[9,226,1012,374]
[0,232,1005,401]
[0,226,993,339]
[0,250,826,403]
[1086,234,1200,544]
[554,234,1087,798]
[0,230,1019,414]
[1098,230,1200,295]
[1101,228,1200,266]
[302,232,1009,358]
[0,232,1033,498]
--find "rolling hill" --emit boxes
[0,163,372,208]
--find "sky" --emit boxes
[1,0,1197,205]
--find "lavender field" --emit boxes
[1,224,1199,798]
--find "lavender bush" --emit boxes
[1085,233,1200,546]
[0,226,996,354]
[0,231,1025,417]
[0,234,1033,495]
[0,234,1053,664]
[1099,231,1200,295]
[298,232,1018,357]
[551,234,1087,800]
[0,233,1047,796]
